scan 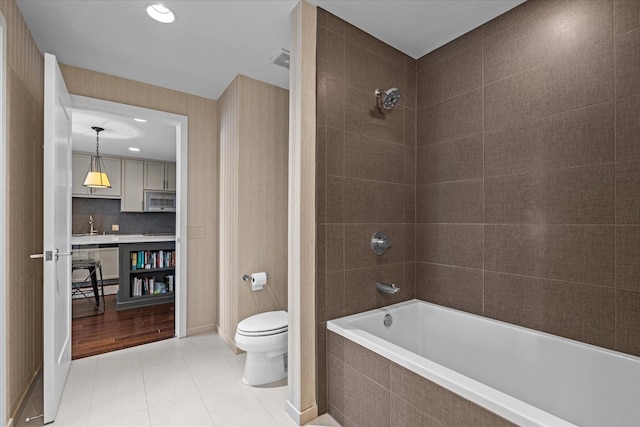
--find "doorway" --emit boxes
[70,95,189,341]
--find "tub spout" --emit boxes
[376,282,400,294]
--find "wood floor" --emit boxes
[72,294,175,359]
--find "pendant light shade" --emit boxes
[83,126,111,188]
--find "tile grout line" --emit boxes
[612,0,617,352]
[481,24,486,316]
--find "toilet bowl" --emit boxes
[235,310,288,386]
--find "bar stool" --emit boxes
[71,259,105,317]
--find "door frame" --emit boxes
[0,11,7,427]
[70,95,188,338]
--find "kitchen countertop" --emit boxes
[72,234,176,246]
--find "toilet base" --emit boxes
[242,351,287,386]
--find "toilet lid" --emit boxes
[237,310,288,336]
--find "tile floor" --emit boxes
[45,332,338,427]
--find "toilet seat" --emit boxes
[236,310,288,337]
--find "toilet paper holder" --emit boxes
[242,272,270,282]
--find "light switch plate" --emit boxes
[111,224,119,232]
[188,227,205,239]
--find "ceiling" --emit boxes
[16,0,524,161]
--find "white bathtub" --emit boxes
[327,299,640,427]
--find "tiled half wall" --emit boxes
[317,0,640,418]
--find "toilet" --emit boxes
[235,310,288,386]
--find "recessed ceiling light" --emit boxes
[134,118,147,123]
[146,4,175,24]
[129,147,140,152]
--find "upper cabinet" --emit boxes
[121,159,144,212]
[144,161,176,191]
[72,153,122,198]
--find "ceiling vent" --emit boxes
[269,48,290,69]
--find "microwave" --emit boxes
[144,191,176,212]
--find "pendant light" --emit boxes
[82,126,111,188]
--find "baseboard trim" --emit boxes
[285,400,318,426]
[186,324,216,336]
[216,325,241,354]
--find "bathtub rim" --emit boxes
[326,299,640,427]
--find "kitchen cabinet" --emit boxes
[144,161,176,191]
[121,159,144,212]
[72,153,122,198]
[72,246,119,282]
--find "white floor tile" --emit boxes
[51,333,341,427]
[148,392,214,427]
[88,370,147,425]
[94,346,142,378]
[89,408,151,427]
[199,380,279,427]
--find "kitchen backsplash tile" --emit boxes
[72,198,175,235]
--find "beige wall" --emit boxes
[218,75,289,350]
[60,64,219,336]
[0,0,45,422]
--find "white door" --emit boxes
[41,52,73,424]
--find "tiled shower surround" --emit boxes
[317,0,640,422]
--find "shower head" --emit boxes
[375,87,401,112]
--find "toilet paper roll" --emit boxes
[250,272,268,291]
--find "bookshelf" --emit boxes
[117,241,175,310]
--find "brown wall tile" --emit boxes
[326,224,344,272]
[484,102,615,177]
[416,224,483,269]
[484,164,615,224]
[326,271,345,320]
[415,263,483,315]
[317,225,327,323]
[316,323,328,414]
[343,338,390,388]
[404,56,417,111]
[344,223,406,270]
[327,354,345,413]
[404,108,416,148]
[345,42,404,103]
[615,29,640,99]
[418,26,482,71]
[317,126,327,224]
[326,128,345,177]
[418,89,482,145]
[616,226,640,292]
[615,0,640,36]
[343,363,390,427]
[344,263,406,316]
[404,261,416,299]
[617,159,640,224]
[616,289,640,356]
[418,46,482,109]
[405,224,416,262]
[484,225,615,287]
[416,179,483,223]
[484,0,612,84]
[485,272,616,349]
[403,144,416,186]
[326,176,344,224]
[344,132,404,184]
[345,87,404,145]
[317,7,345,35]
[482,0,555,39]
[484,37,613,133]
[344,178,406,223]
[390,396,442,427]
[390,363,513,427]
[318,77,345,130]
[417,134,483,185]
[327,330,345,359]
[344,21,405,64]
[616,94,640,161]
